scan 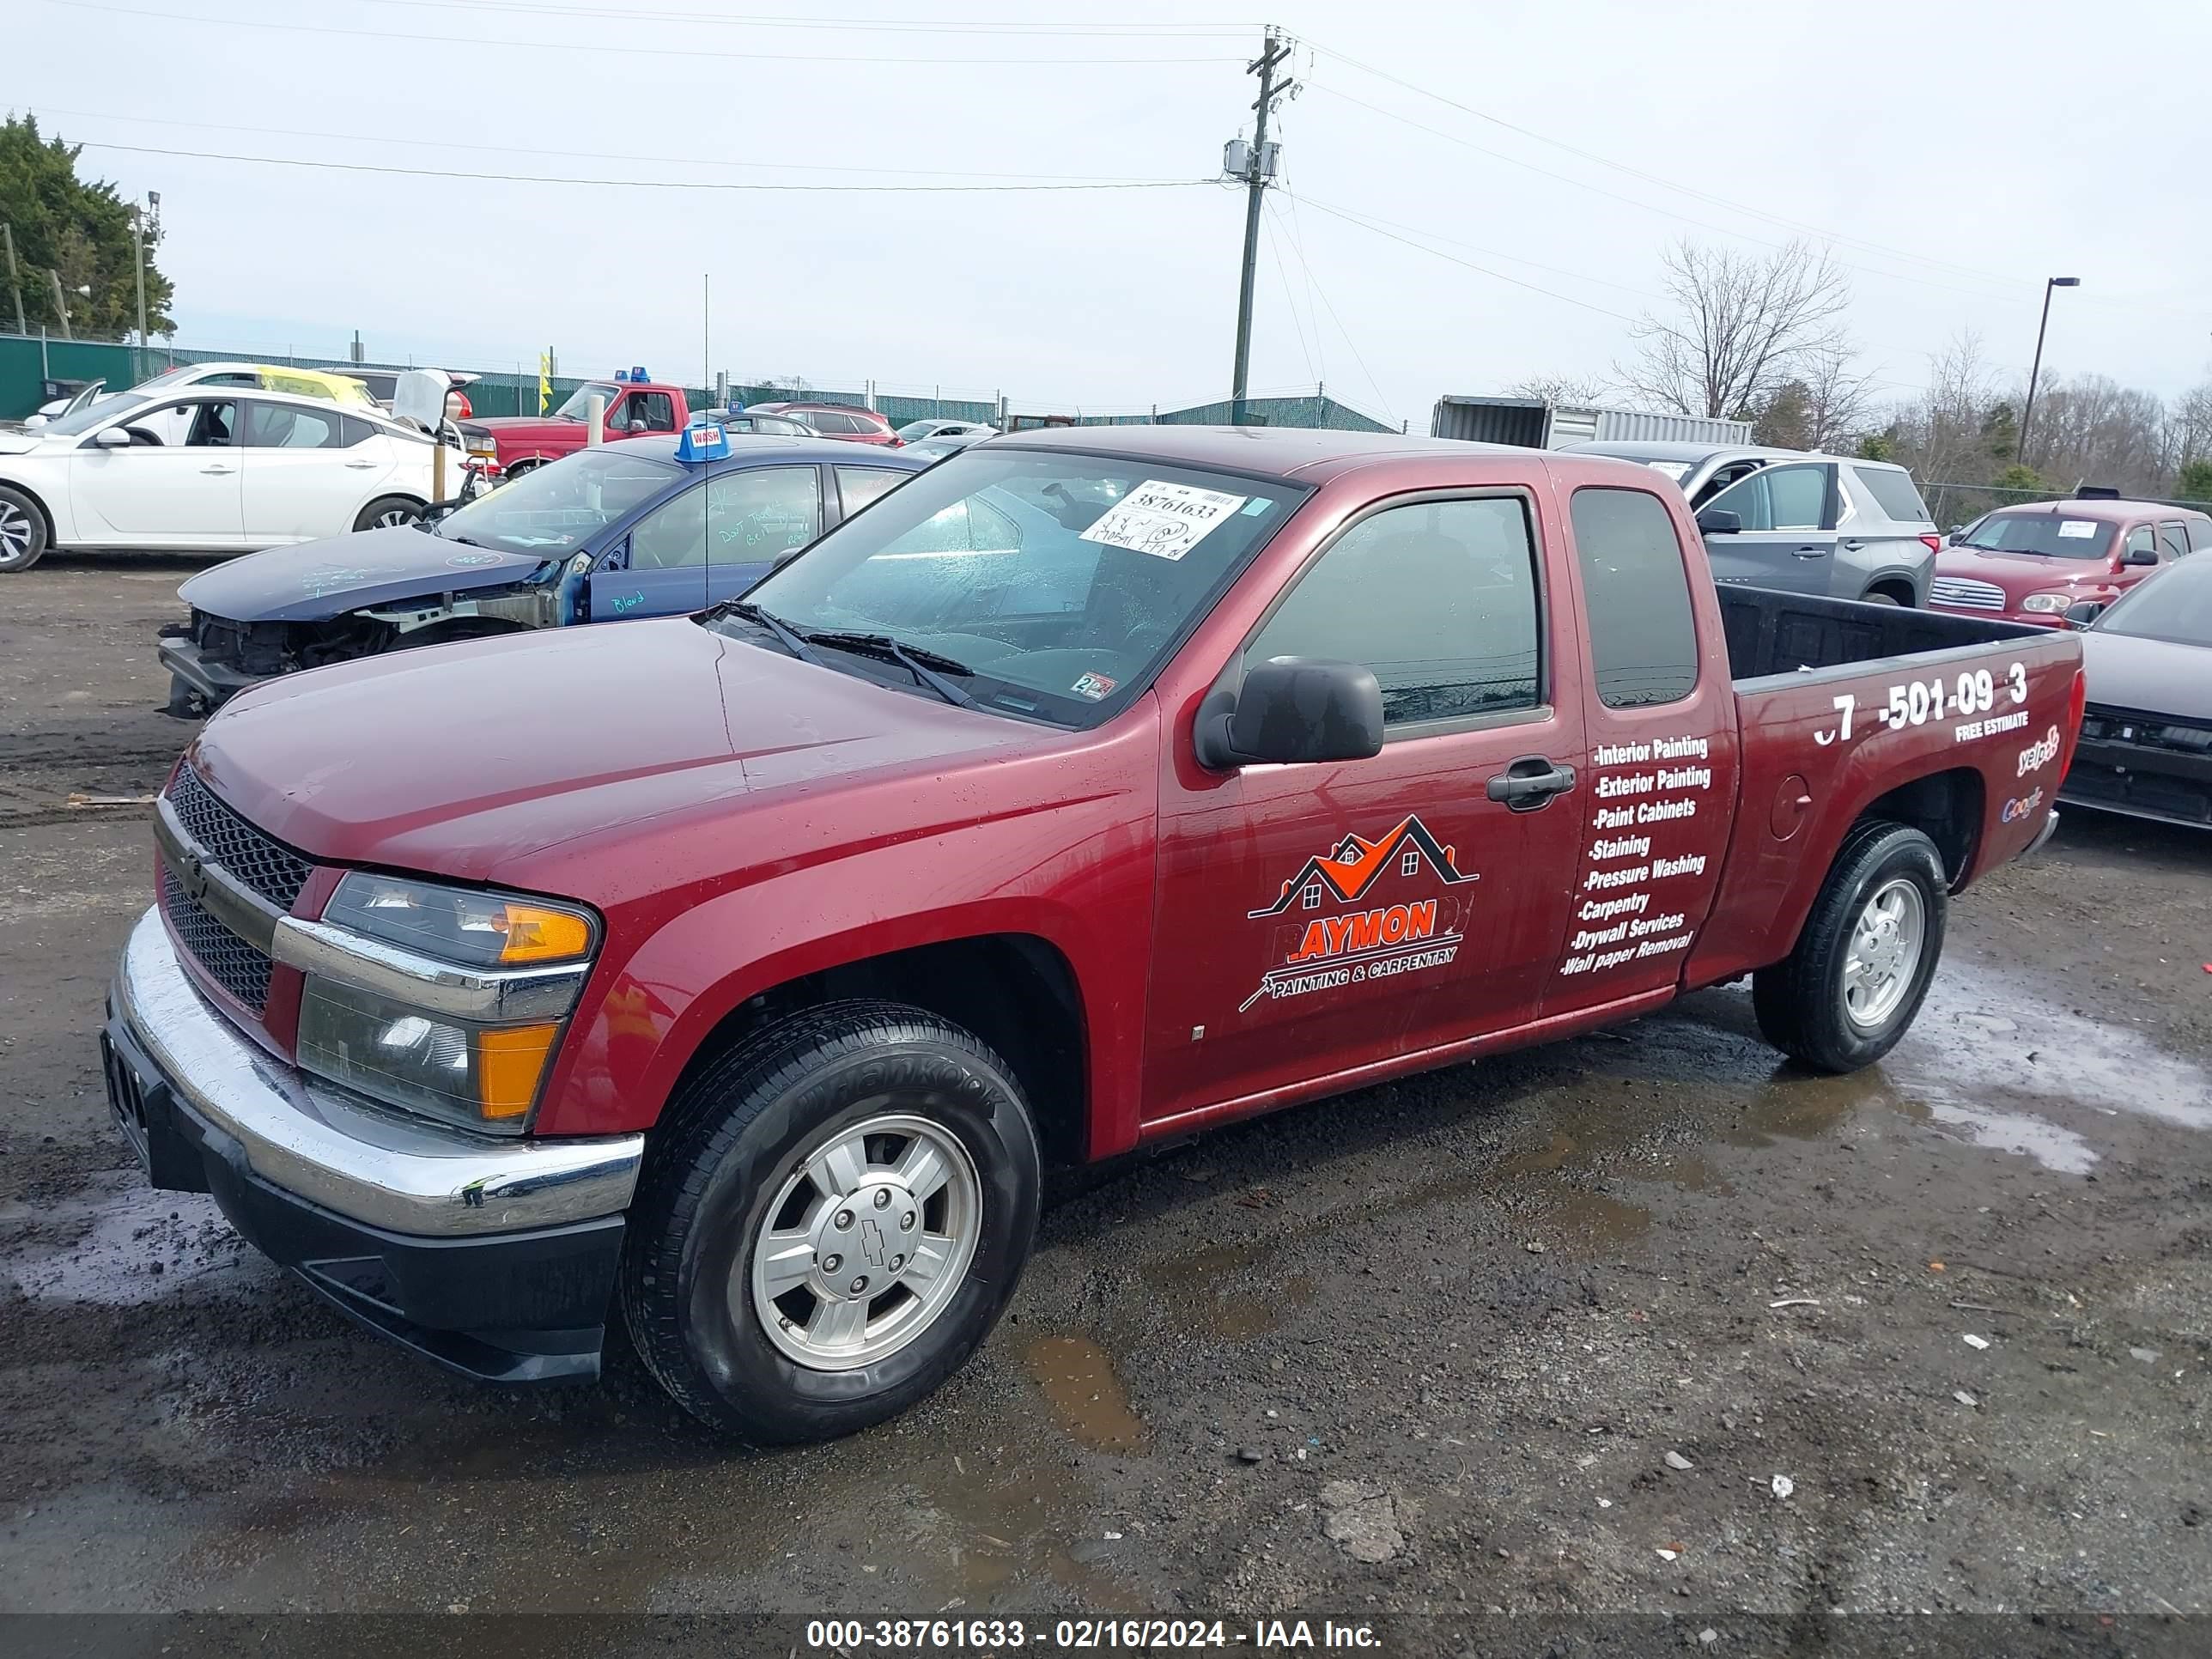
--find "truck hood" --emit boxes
[187,617,1045,883]
[177,525,552,623]
[2080,630,2212,721]
[1936,546,2118,596]
[470,416,585,442]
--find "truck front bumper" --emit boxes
[101,908,646,1383]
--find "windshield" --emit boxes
[1957,511,2115,559]
[2095,559,2212,648]
[723,448,1309,725]
[553,381,623,422]
[896,420,947,441]
[435,447,678,555]
[46,392,155,438]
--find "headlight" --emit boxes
[2021,592,2071,613]
[288,872,598,1134]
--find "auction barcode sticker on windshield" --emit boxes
[2057,520,2099,538]
[1079,479,1249,561]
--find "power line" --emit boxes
[74,140,1219,193]
[314,0,1257,36]
[1259,205,1318,385]
[1263,192,1396,425]
[37,0,1248,64]
[1303,38,2042,295]
[1287,193,1642,325]
[29,106,1180,184]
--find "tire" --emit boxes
[501,459,541,483]
[1753,821,1947,1073]
[1858,589,1900,606]
[354,495,423,532]
[0,486,49,573]
[620,1000,1042,1443]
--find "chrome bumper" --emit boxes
[114,908,643,1237]
[2027,807,2062,856]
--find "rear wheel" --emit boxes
[0,486,48,573]
[1753,822,1947,1073]
[354,495,423,532]
[620,1000,1041,1443]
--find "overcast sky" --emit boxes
[13,0,2209,426]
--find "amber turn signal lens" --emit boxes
[476,1023,561,1119]
[498,903,594,964]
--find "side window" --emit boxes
[836,466,905,516]
[2158,521,2189,560]
[708,466,820,562]
[633,392,676,432]
[1570,487,1700,709]
[2189,519,2212,553]
[1852,465,1930,524]
[338,414,379,447]
[2124,526,2155,560]
[628,485,708,569]
[1703,469,1771,531]
[1764,464,1830,530]
[1245,495,1541,729]
[242,402,343,449]
[811,411,858,434]
[183,400,240,447]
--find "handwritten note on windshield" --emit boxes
[1079,479,1249,562]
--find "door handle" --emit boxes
[1839,538,1866,551]
[198,464,235,475]
[1486,755,1576,812]
[1791,544,1828,558]
[344,459,380,469]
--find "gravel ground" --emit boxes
[2,558,2207,1650]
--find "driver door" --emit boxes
[705,465,824,604]
[1697,462,1838,596]
[68,397,246,548]
[595,482,709,617]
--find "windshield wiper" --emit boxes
[718,601,823,665]
[800,629,981,709]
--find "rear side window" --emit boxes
[1570,488,1700,709]
[1851,465,1929,524]
[339,414,379,447]
[1248,495,1541,728]
[2190,518,2212,553]
[811,411,860,434]
[837,467,905,515]
[2159,521,2189,560]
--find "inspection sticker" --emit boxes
[1071,672,1117,701]
[2057,520,2099,538]
[1079,479,1248,561]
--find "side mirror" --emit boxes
[2063,600,2106,628]
[93,426,131,449]
[1196,656,1384,769]
[22,414,48,429]
[2123,546,2159,568]
[1946,524,1964,538]
[1694,507,1741,537]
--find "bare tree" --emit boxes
[1798,345,1875,453]
[1503,373,1613,407]
[1617,239,1853,419]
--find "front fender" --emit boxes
[532,793,1158,1147]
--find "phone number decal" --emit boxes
[1814,661,2030,748]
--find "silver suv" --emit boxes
[1564,441,1939,605]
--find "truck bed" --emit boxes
[1718,587,2042,686]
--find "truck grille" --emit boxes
[1929,576,2007,611]
[161,866,275,1012]
[166,766,313,909]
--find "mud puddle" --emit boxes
[2,1178,245,1305]
[1023,1334,1150,1451]
[1138,1242,1315,1341]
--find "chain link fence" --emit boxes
[1923,479,2212,532]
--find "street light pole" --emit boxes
[2017,276,2079,471]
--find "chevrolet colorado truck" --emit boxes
[102,428,2085,1443]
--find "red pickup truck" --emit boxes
[461,373,693,480]
[102,428,2083,1443]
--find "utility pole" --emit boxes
[131,202,149,382]
[1228,25,1294,423]
[1,223,25,335]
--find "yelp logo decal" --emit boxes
[2015,726,2062,778]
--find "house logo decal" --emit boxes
[1239,815,1477,1012]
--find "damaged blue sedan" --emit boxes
[158,430,930,714]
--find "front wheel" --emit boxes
[621,1000,1042,1443]
[0,486,48,573]
[1753,822,1947,1073]
[354,495,423,532]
